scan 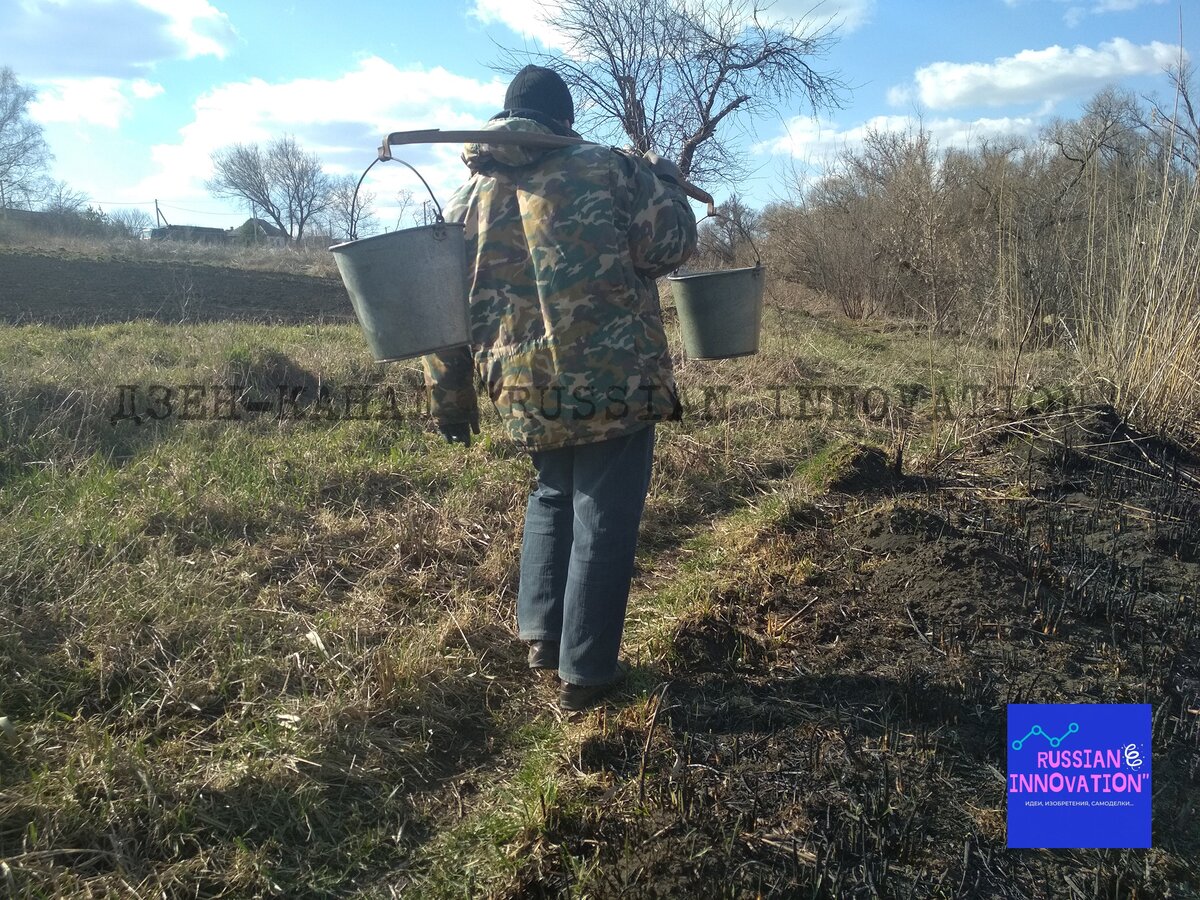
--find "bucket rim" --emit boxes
[329,220,466,253]
[370,341,472,364]
[668,263,765,282]
[687,349,760,361]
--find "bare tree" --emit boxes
[207,135,331,241]
[697,194,760,265]
[0,67,52,209]
[1048,87,1148,181]
[109,207,154,238]
[325,173,376,241]
[502,0,846,184]
[41,180,89,214]
[1143,62,1200,174]
[394,188,424,230]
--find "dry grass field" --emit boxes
[0,239,1197,897]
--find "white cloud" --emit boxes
[759,113,1039,159]
[7,0,232,134]
[135,57,508,227]
[1004,0,1169,26]
[30,77,153,128]
[778,0,875,32]
[470,0,567,49]
[1092,0,1165,10]
[892,39,1184,110]
[1,0,235,77]
[468,0,872,50]
[135,0,237,59]
[1063,7,1087,27]
[131,79,165,100]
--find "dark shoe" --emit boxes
[559,665,628,712]
[527,640,559,670]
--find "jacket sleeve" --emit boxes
[617,151,698,279]
[421,347,479,428]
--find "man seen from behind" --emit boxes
[422,65,698,712]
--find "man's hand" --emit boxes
[643,151,684,187]
[440,420,479,448]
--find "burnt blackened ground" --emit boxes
[521,410,1200,898]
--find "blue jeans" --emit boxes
[516,424,656,686]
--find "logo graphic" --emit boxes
[1007,704,1151,849]
[1010,721,1079,749]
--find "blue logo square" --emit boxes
[1007,703,1151,848]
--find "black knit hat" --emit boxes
[503,65,574,124]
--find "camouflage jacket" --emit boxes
[421,117,697,451]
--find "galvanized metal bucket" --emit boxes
[330,220,470,363]
[667,263,765,360]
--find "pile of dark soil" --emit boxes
[827,443,896,493]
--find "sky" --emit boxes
[1,0,1193,232]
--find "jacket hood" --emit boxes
[461,116,582,173]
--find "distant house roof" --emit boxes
[243,217,288,238]
[150,224,231,243]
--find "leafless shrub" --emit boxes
[760,77,1199,437]
[108,207,154,239]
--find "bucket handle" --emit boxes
[347,155,446,241]
[698,209,762,269]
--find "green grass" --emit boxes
[1,304,1087,896]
